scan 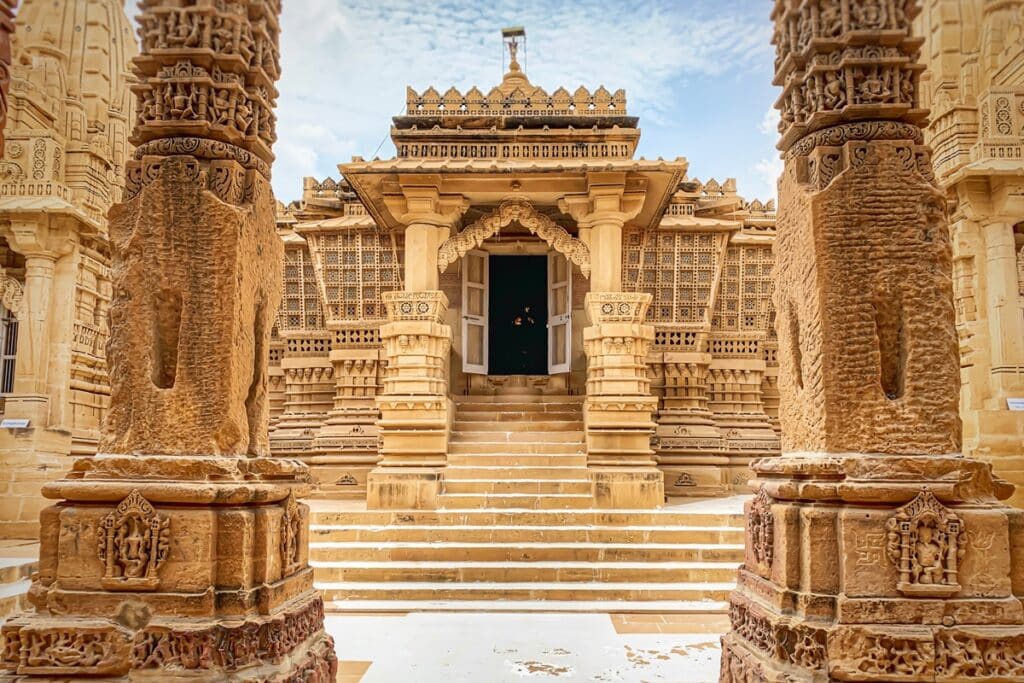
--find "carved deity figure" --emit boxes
[823,70,847,110]
[858,67,892,103]
[819,2,843,37]
[853,0,888,30]
[911,522,947,585]
[885,489,965,597]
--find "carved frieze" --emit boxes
[885,488,965,598]
[96,490,170,591]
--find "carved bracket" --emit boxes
[437,198,590,277]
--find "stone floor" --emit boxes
[327,612,727,682]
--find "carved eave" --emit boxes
[340,158,687,233]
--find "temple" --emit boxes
[0,2,1021,677]
[269,39,780,505]
[916,0,1024,505]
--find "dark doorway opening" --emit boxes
[488,255,548,375]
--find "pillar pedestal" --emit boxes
[583,292,662,508]
[368,291,451,510]
[0,455,336,681]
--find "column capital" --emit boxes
[558,180,645,228]
[384,183,469,230]
[2,218,78,259]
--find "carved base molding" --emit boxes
[722,453,1024,682]
[0,455,336,681]
[0,595,335,681]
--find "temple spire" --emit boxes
[500,25,530,94]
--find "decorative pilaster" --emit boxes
[583,292,662,508]
[310,325,383,497]
[368,290,451,509]
[0,1,337,680]
[721,1,1024,680]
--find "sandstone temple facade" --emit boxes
[268,55,780,505]
[0,0,136,538]
[916,0,1024,506]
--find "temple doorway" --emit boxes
[489,255,547,375]
[461,250,573,377]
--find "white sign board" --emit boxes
[0,419,29,429]
[1008,398,1024,412]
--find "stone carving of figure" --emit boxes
[819,1,843,37]
[166,10,201,49]
[116,515,150,579]
[824,70,847,110]
[858,68,891,103]
[911,523,946,585]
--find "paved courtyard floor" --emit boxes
[327,611,727,682]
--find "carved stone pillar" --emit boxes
[583,292,662,508]
[0,1,337,680]
[720,2,1024,680]
[369,290,451,509]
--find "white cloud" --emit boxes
[123,0,777,201]
[758,107,780,136]
[753,156,783,200]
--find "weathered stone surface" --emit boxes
[104,157,281,457]
[721,1,1024,679]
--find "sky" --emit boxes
[125,0,783,204]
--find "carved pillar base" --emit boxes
[583,293,663,508]
[721,454,1024,683]
[0,455,336,682]
[369,291,451,510]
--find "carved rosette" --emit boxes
[749,487,775,569]
[382,290,449,324]
[97,490,170,591]
[437,197,590,277]
[885,488,965,597]
[585,292,651,325]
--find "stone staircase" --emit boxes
[0,550,37,623]
[310,395,746,612]
[441,396,591,510]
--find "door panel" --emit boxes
[548,252,572,374]
[462,250,488,374]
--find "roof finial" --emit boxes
[501,26,526,75]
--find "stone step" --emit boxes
[442,479,592,495]
[310,524,745,545]
[309,542,745,563]
[322,598,730,614]
[449,442,586,455]
[311,509,746,528]
[450,430,584,443]
[0,559,36,585]
[443,466,589,480]
[438,493,594,509]
[451,420,583,432]
[319,581,735,603]
[446,454,589,467]
[453,411,583,422]
[311,561,740,584]
[453,396,583,407]
[0,579,30,621]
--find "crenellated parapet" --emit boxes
[406,84,627,118]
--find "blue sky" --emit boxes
[127,0,783,204]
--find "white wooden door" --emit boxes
[462,250,489,375]
[547,252,572,374]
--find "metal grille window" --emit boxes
[0,306,18,394]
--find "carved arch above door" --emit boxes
[437,197,591,277]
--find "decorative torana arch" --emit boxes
[437,197,591,277]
